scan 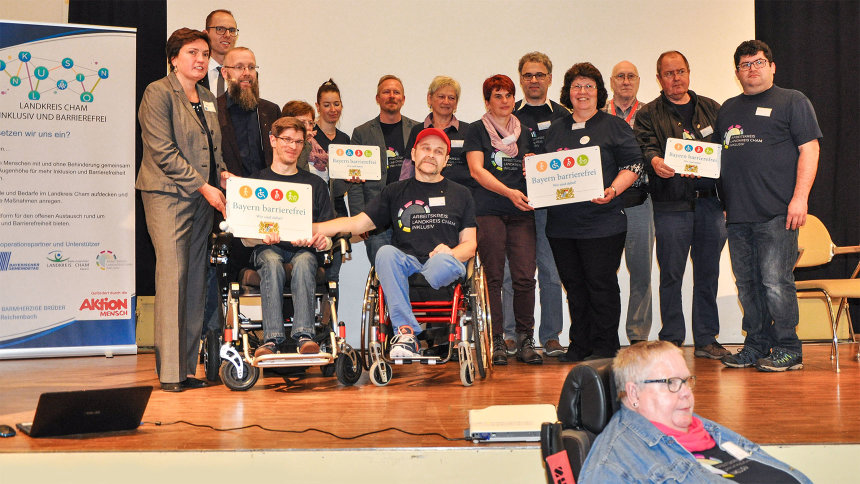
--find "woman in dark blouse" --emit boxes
[543,62,643,362]
[465,74,541,366]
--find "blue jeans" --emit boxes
[253,245,318,343]
[502,209,563,344]
[623,196,655,342]
[364,228,392,269]
[374,245,466,334]
[653,197,726,346]
[727,215,801,355]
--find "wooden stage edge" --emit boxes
[1,343,859,454]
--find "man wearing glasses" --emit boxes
[202,9,238,95]
[717,40,821,372]
[236,117,334,357]
[604,61,655,348]
[633,51,729,360]
[500,52,567,359]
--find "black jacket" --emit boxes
[633,90,720,211]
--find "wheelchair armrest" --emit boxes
[209,232,234,265]
[332,233,352,255]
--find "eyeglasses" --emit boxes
[223,64,259,73]
[660,68,688,79]
[737,58,769,71]
[572,84,596,92]
[640,376,696,393]
[208,26,239,35]
[521,72,548,80]
[614,73,639,81]
[275,136,304,146]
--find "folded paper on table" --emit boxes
[224,176,312,241]
[329,144,382,181]
[663,137,721,178]
[525,146,604,208]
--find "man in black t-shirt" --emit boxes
[717,40,822,372]
[224,117,334,358]
[314,128,477,358]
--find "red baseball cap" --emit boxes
[414,127,451,154]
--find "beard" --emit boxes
[417,156,440,176]
[227,76,260,111]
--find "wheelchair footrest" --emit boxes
[253,353,333,367]
[390,356,442,365]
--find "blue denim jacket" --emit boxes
[578,406,812,483]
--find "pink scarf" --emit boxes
[308,136,328,172]
[481,112,521,158]
[651,416,716,452]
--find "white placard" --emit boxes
[225,177,312,241]
[524,147,605,208]
[663,138,722,178]
[328,144,381,181]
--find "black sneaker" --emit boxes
[756,347,803,372]
[721,346,760,368]
[492,335,508,366]
[516,333,543,364]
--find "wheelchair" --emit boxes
[205,231,363,391]
[360,254,493,387]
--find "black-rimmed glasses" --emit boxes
[208,26,239,35]
[640,376,696,392]
[737,59,769,71]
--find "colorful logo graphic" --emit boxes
[285,190,299,203]
[345,149,354,156]
[556,187,574,200]
[694,146,703,153]
[684,144,694,152]
[396,200,429,232]
[46,250,69,262]
[674,143,684,151]
[336,148,345,156]
[550,158,561,170]
[704,147,714,155]
[724,125,742,148]
[491,150,506,171]
[254,187,268,199]
[1,50,109,101]
[270,189,283,201]
[239,185,253,198]
[563,157,575,168]
[95,250,116,270]
[536,160,548,172]
[576,155,589,166]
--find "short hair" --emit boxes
[656,50,690,75]
[613,341,682,399]
[166,28,210,72]
[518,51,553,74]
[427,75,461,100]
[223,46,252,62]
[734,39,774,68]
[316,78,342,104]
[271,116,307,140]
[559,62,608,110]
[205,9,234,29]
[377,74,404,95]
[281,100,315,119]
[482,74,516,102]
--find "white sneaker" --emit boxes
[390,326,420,358]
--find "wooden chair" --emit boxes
[795,215,860,372]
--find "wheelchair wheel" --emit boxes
[203,329,222,382]
[360,270,378,370]
[321,363,336,377]
[472,265,492,378]
[369,361,393,387]
[219,359,259,391]
[335,347,363,386]
[460,361,475,387]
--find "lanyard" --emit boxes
[610,100,639,124]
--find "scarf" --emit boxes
[651,416,716,452]
[480,112,520,158]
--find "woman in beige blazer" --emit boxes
[136,28,226,392]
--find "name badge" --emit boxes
[202,101,216,112]
[501,134,517,144]
[571,122,586,130]
[450,139,464,149]
[428,196,445,207]
[755,107,772,117]
[700,125,714,137]
[721,441,751,461]
[537,121,551,131]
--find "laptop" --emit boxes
[16,386,152,438]
[466,404,557,442]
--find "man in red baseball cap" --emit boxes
[314,128,477,357]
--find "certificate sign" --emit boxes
[224,177,312,241]
[525,146,604,208]
[663,138,722,178]
[328,144,382,181]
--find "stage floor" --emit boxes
[1,343,859,453]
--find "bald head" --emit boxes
[609,60,640,106]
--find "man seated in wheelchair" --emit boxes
[315,128,477,357]
[237,116,334,357]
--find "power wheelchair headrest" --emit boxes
[556,358,619,435]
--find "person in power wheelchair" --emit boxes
[216,116,361,390]
[314,128,488,385]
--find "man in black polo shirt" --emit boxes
[501,52,568,358]
[633,51,729,359]
[314,128,477,358]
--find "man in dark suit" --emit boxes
[200,9,238,96]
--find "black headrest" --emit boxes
[556,358,619,434]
